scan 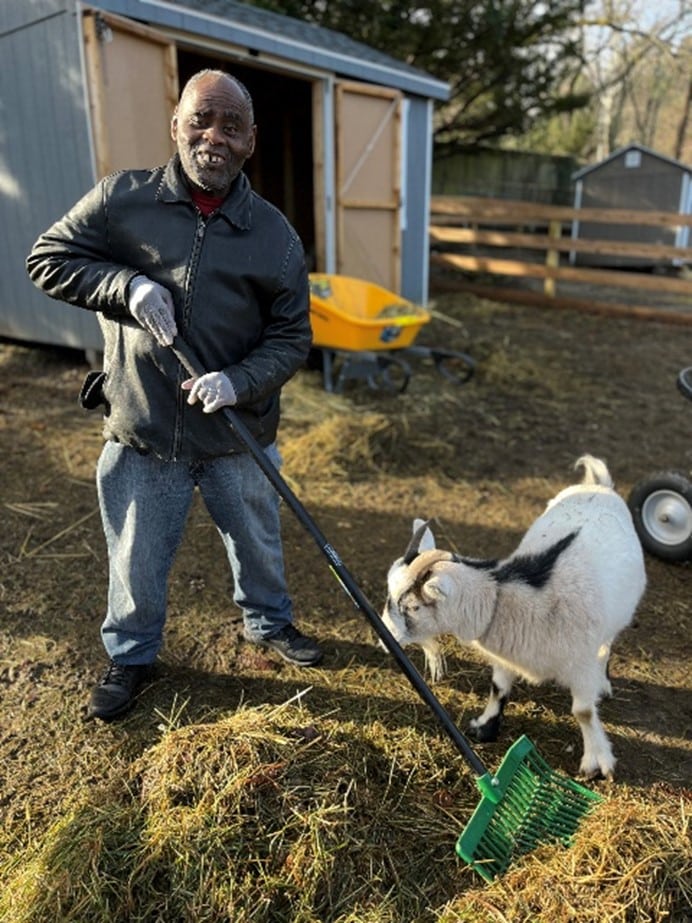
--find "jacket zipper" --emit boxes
[173,214,207,458]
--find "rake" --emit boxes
[170,335,603,882]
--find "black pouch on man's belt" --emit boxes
[79,370,110,414]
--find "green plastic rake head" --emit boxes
[457,735,603,882]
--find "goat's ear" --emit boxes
[421,570,453,603]
[403,518,434,564]
[411,518,436,551]
[420,525,436,552]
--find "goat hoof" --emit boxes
[578,765,614,782]
[578,768,602,782]
[469,720,499,743]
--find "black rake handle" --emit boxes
[170,335,489,779]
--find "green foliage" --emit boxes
[504,105,597,159]
[247,1,592,151]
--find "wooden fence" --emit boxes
[429,196,692,325]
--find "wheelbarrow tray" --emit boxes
[309,273,430,352]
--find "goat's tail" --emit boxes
[575,454,614,488]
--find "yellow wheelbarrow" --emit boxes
[308,274,475,393]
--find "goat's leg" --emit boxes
[598,641,613,698]
[571,680,615,780]
[469,665,515,742]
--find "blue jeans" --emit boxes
[96,440,293,664]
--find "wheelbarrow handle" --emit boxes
[169,334,489,779]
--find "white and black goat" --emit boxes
[381,455,646,780]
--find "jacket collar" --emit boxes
[157,155,252,230]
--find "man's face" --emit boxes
[171,75,256,196]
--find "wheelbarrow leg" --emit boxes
[320,349,337,393]
[333,351,412,394]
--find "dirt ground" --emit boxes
[0,288,690,912]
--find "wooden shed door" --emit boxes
[83,9,178,178]
[335,81,402,291]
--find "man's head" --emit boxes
[171,70,256,196]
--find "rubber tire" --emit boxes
[628,471,692,562]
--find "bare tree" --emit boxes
[675,73,692,161]
[579,0,692,160]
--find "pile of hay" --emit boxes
[1,703,689,922]
[276,374,394,483]
[281,410,391,482]
[441,786,691,922]
[0,704,465,922]
[278,361,470,486]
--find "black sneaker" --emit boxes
[246,625,323,667]
[86,660,153,722]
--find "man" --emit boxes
[26,69,323,722]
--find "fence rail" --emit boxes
[429,196,692,325]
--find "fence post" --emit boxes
[544,219,562,297]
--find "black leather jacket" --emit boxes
[26,156,312,460]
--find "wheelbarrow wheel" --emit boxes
[373,354,412,393]
[628,470,692,562]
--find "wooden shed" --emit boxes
[571,143,692,268]
[1,0,449,351]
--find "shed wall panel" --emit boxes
[1,1,102,349]
[580,151,682,213]
[0,0,68,35]
[401,97,432,303]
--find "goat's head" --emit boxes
[381,519,458,681]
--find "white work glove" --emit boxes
[182,371,237,414]
[128,275,177,346]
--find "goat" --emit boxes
[381,455,646,780]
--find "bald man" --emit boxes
[27,70,323,722]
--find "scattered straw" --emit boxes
[4,502,58,520]
[1,701,688,923]
[19,508,99,558]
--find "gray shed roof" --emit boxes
[112,0,450,99]
[573,142,691,180]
